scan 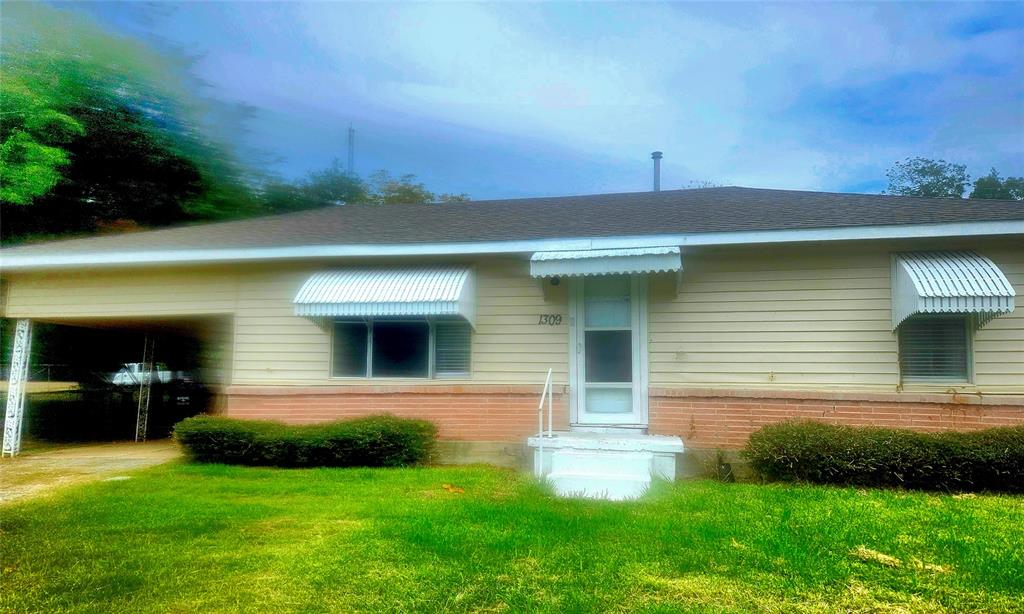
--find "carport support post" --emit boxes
[135,334,155,443]
[3,319,33,457]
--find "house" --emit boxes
[2,187,1021,498]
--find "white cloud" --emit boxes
[103,2,1024,193]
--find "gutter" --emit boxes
[1,219,1022,270]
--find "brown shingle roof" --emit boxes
[2,187,1022,258]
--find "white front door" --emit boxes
[570,275,648,426]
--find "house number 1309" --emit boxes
[537,314,563,325]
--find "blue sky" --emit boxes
[71,2,1023,199]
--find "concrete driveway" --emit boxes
[0,441,180,505]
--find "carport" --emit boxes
[2,315,232,455]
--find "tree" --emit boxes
[258,165,468,214]
[258,180,319,214]
[885,157,969,198]
[1,6,472,239]
[437,192,471,203]
[365,170,436,204]
[305,162,369,205]
[1,4,256,243]
[969,168,1024,201]
[32,104,206,227]
[364,170,469,204]
[259,161,369,214]
[0,88,85,205]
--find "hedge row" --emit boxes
[173,415,437,468]
[743,421,1024,493]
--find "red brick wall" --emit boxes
[224,385,1023,449]
[224,385,569,442]
[649,389,1024,449]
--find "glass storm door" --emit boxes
[571,275,647,426]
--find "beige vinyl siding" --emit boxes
[2,259,567,387]
[228,266,324,384]
[2,267,240,318]
[3,267,239,387]
[649,239,1024,394]
[649,247,897,390]
[472,259,569,383]
[972,244,1024,391]
[229,258,569,386]
[2,239,1019,394]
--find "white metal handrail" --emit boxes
[538,367,554,437]
[536,368,554,477]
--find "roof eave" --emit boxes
[2,219,1022,271]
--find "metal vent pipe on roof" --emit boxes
[651,151,663,191]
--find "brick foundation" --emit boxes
[224,385,569,442]
[649,388,1024,449]
[223,385,1024,451]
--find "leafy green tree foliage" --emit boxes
[885,157,970,198]
[258,180,321,215]
[305,162,370,206]
[366,170,435,204]
[436,192,472,203]
[365,169,469,204]
[1,7,470,238]
[258,161,369,214]
[0,78,85,205]
[259,166,470,213]
[1,4,256,243]
[969,168,1024,200]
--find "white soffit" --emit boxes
[530,246,682,278]
[891,251,1016,330]
[294,267,476,326]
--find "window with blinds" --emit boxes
[332,320,472,378]
[898,316,970,382]
[433,321,472,377]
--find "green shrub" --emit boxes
[743,421,1024,493]
[173,415,437,468]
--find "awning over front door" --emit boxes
[529,247,682,278]
[294,267,477,326]
[891,251,1015,330]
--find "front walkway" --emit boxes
[0,441,180,505]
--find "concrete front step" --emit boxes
[548,472,651,501]
[527,431,685,501]
[550,449,654,477]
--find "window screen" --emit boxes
[332,322,368,377]
[898,316,970,382]
[434,322,472,376]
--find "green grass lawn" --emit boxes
[1,463,1022,613]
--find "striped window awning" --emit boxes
[294,267,476,326]
[891,251,1015,330]
[530,246,682,278]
